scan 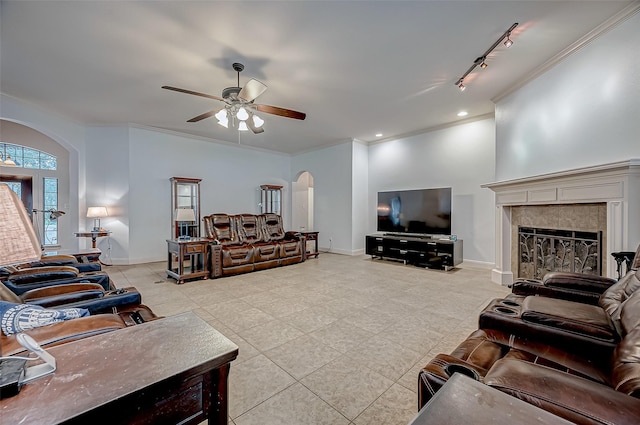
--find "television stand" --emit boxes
[365,234,463,271]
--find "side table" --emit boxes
[167,238,210,283]
[301,231,319,258]
[74,230,111,249]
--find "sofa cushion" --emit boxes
[204,214,239,245]
[521,296,617,342]
[236,214,262,244]
[261,213,285,242]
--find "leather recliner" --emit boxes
[477,266,640,359]
[419,290,640,424]
[2,305,157,357]
[0,280,142,315]
[1,265,114,295]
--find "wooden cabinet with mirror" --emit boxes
[170,177,201,239]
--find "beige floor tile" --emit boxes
[237,319,305,352]
[301,356,394,420]
[228,354,295,418]
[265,335,343,379]
[309,320,374,353]
[344,334,423,381]
[109,254,510,425]
[281,308,338,334]
[353,383,417,425]
[234,383,349,425]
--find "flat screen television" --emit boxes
[377,188,451,235]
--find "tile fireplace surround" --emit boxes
[483,159,640,285]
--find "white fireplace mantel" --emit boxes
[482,159,640,285]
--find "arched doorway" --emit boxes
[292,171,314,231]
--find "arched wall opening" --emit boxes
[292,171,314,232]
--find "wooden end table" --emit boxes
[301,231,319,258]
[0,312,239,424]
[74,230,111,249]
[167,238,210,283]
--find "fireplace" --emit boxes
[483,159,640,285]
[518,226,602,280]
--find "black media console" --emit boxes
[365,234,463,271]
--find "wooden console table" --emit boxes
[0,312,238,425]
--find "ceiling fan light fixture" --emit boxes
[238,121,249,132]
[236,107,249,121]
[252,114,264,128]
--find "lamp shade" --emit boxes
[175,208,196,222]
[87,206,108,218]
[0,184,41,266]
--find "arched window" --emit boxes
[1,142,60,247]
[1,142,57,170]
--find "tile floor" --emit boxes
[108,254,510,425]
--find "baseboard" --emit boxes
[318,247,363,256]
[460,260,494,270]
[491,268,514,287]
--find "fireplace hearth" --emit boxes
[518,227,602,280]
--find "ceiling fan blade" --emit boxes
[247,117,265,134]
[238,79,268,102]
[254,104,306,120]
[162,86,226,102]
[187,110,218,123]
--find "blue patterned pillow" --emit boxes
[0,301,89,335]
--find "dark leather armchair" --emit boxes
[2,305,157,357]
[0,280,142,315]
[419,290,640,424]
[1,265,114,295]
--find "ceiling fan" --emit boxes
[162,63,306,134]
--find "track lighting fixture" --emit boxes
[504,34,513,48]
[454,23,518,91]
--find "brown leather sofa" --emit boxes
[477,267,640,359]
[419,289,640,424]
[203,213,305,278]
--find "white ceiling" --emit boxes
[1,1,635,154]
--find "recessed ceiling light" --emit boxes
[375,133,383,137]
[457,111,468,117]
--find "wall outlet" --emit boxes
[329,237,332,243]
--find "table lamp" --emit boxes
[0,184,42,398]
[175,208,196,240]
[86,206,108,231]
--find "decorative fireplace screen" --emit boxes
[518,227,602,280]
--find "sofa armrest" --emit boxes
[284,231,302,240]
[484,358,640,425]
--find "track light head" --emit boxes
[458,82,466,92]
[480,57,488,69]
[504,34,513,48]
